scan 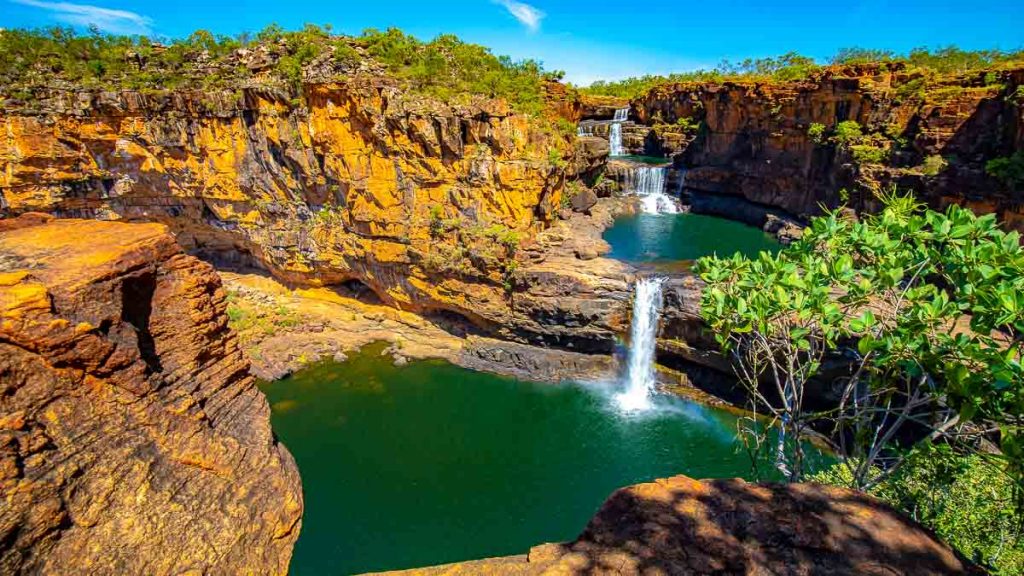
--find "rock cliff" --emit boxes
[367,474,979,576]
[0,214,302,575]
[633,65,1024,232]
[0,80,589,335]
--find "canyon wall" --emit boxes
[633,65,1024,231]
[0,214,302,574]
[0,81,614,342]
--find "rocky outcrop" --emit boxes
[634,65,1024,231]
[0,214,302,575]
[368,475,979,575]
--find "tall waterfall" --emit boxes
[608,108,629,156]
[609,123,624,156]
[616,277,666,412]
[624,166,680,214]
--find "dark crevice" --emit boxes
[121,272,162,374]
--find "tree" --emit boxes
[696,190,1023,502]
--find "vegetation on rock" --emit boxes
[811,447,1023,575]
[0,24,558,113]
[696,192,1023,567]
[580,46,1024,99]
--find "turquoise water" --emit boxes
[604,212,780,264]
[260,346,826,575]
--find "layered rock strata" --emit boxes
[633,65,1024,231]
[0,214,302,575]
[0,82,591,345]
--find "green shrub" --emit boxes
[920,154,948,176]
[811,448,1023,575]
[850,144,887,164]
[832,121,863,147]
[986,151,1024,189]
[807,122,827,144]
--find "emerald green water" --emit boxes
[604,213,780,264]
[260,346,826,575]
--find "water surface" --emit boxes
[604,212,780,264]
[260,346,822,574]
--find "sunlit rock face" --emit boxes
[633,65,1024,232]
[0,214,302,575]
[0,82,579,329]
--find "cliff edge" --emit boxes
[0,214,302,575]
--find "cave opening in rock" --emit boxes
[423,308,485,339]
[335,278,383,305]
[121,272,162,373]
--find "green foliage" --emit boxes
[357,28,548,114]
[850,144,888,164]
[0,24,553,113]
[920,154,949,176]
[987,151,1024,189]
[580,52,819,99]
[696,192,1023,498]
[582,46,1024,101]
[675,116,701,134]
[832,121,864,146]
[547,148,566,169]
[811,447,1023,575]
[807,122,827,144]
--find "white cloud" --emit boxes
[494,0,544,33]
[11,0,153,35]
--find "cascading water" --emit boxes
[624,166,680,214]
[609,123,624,156]
[608,108,629,156]
[616,276,666,412]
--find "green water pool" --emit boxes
[260,346,825,575]
[603,212,780,264]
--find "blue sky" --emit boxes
[4,0,1023,85]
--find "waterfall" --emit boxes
[608,108,629,156]
[577,124,595,137]
[616,277,666,412]
[609,122,624,156]
[624,166,680,214]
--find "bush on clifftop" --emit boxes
[0,24,557,114]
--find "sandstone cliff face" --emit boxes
[369,474,979,576]
[0,215,302,575]
[634,66,1024,231]
[0,81,582,335]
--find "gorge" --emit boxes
[1,22,1020,576]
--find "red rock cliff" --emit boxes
[0,214,302,575]
[634,65,1024,231]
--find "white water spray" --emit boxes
[624,166,680,214]
[616,276,666,412]
[613,108,629,122]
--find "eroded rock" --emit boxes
[0,214,302,575]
